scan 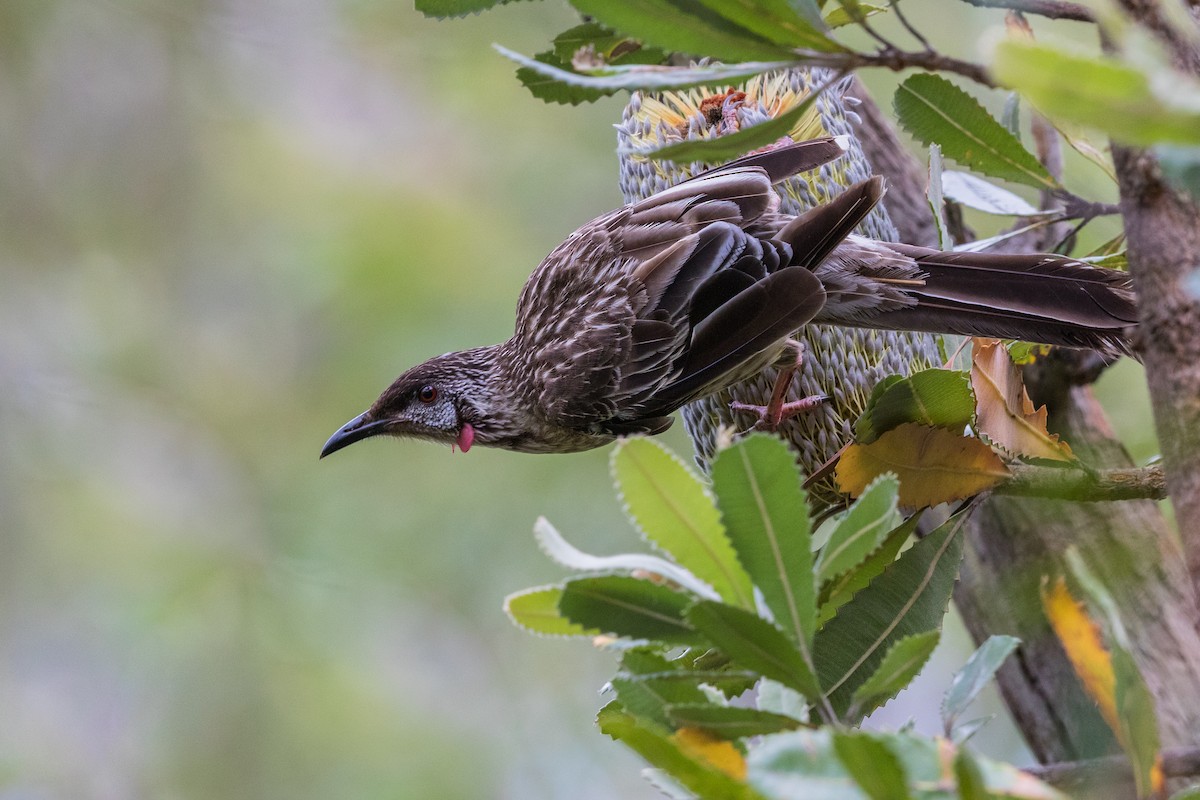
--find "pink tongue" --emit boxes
[456,423,475,453]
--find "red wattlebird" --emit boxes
[320,138,1136,459]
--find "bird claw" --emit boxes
[731,395,830,431]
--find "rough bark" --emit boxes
[1111,0,1200,608]
[850,82,1200,768]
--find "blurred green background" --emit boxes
[0,1,1158,798]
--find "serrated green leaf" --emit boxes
[712,435,816,650]
[750,730,1066,800]
[533,516,720,600]
[613,437,754,608]
[757,679,809,720]
[1066,549,1162,799]
[515,50,620,105]
[942,635,1020,736]
[954,748,989,800]
[818,512,920,626]
[612,677,699,729]
[550,21,664,65]
[686,600,822,700]
[691,0,839,50]
[498,44,792,96]
[667,704,802,739]
[855,369,975,444]
[415,0,528,18]
[569,0,798,61]
[599,705,763,799]
[614,649,757,721]
[850,631,940,718]
[833,732,913,800]
[748,729,866,800]
[639,89,822,164]
[558,575,700,643]
[824,2,888,28]
[894,74,1057,190]
[1169,786,1200,800]
[815,507,969,719]
[504,585,594,637]
[816,474,900,586]
[994,39,1200,147]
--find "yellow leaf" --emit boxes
[836,423,1010,507]
[971,338,1075,462]
[1041,577,1118,731]
[671,727,746,780]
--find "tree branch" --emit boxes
[796,48,996,87]
[1025,745,1200,791]
[958,0,1096,22]
[995,464,1167,501]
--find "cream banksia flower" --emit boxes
[617,69,943,510]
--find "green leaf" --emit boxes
[928,143,952,250]
[533,516,720,600]
[550,21,664,65]
[833,732,913,800]
[994,39,1200,147]
[942,635,1021,736]
[558,575,700,643]
[711,435,816,648]
[568,0,798,61]
[824,2,888,28]
[497,45,792,96]
[954,748,989,800]
[504,585,594,637]
[686,600,822,700]
[1169,787,1200,800]
[612,677,698,730]
[854,369,975,444]
[818,512,920,626]
[599,705,763,799]
[816,474,901,586]
[815,508,969,719]
[850,630,941,718]
[1066,549,1162,799]
[667,704,802,739]
[415,0,528,18]
[750,730,1067,800]
[748,729,867,800]
[639,89,822,164]
[690,0,839,50]
[894,73,1057,190]
[515,50,618,105]
[613,437,754,608]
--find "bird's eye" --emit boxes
[418,384,438,404]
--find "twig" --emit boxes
[995,464,1167,501]
[1025,745,1200,787]
[890,1,934,51]
[958,0,1096,22]
[794,47,996,87]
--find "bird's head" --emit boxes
[320,348,496,459]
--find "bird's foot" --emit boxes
[730,340,828,431]
[731,395,830,431]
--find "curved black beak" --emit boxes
[320,412,390,459]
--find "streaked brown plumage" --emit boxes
[320,138,1137,459]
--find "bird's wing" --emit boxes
[513,149,845,433]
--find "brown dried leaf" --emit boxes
[836,423,1010,507]
[971,338,1075,462]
